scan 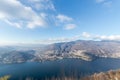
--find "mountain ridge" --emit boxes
[0,40,120,64]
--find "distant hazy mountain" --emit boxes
[0,40,120,64]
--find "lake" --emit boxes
[0,58,120,80]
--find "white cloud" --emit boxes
[56,14,77,30]
[35,36,81,44]
[95,0,112,7]
[0,0,47,29]
[2,33,120,45]
[33,32,120,44]
[0,0,77,30]
[27,17,46,29]
[64,24,76,30]
[82,32,120,41]
[29,0,55,11]
[94,35,120,41]
[4,19,21,28]
[56,14,73,23]
[103,1,112,7]
[82,32,91,38]
[29,0,41,2]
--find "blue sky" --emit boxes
[0,0,120,45]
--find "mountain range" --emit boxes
[0,40,120,64]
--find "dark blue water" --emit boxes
[0,58,120,80]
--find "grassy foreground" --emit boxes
[81,69,120,80]
[0,75,10,80]
[1,70,120,80]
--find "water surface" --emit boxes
[0,58,120,80]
